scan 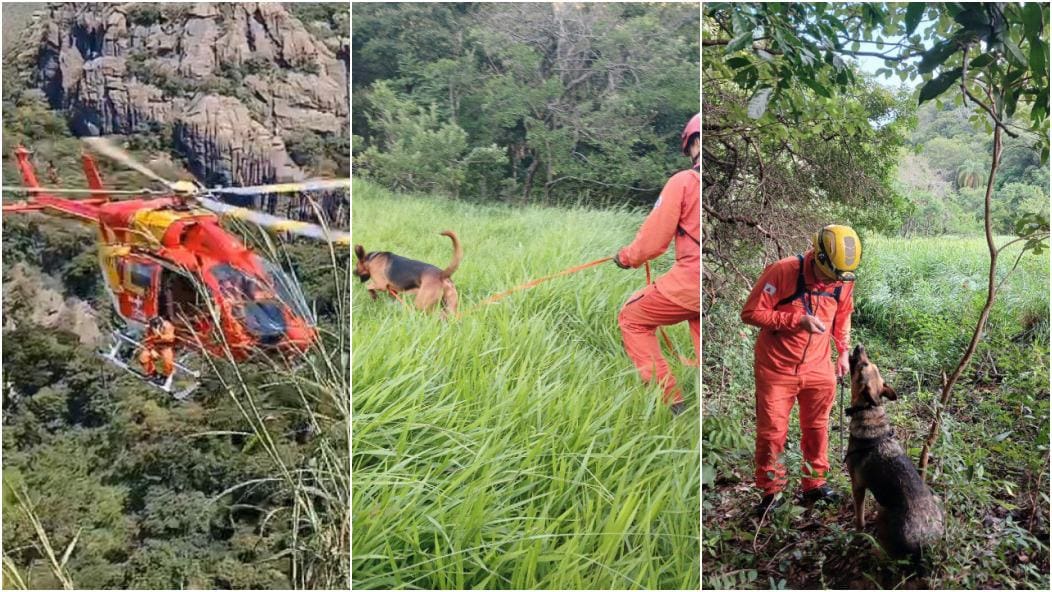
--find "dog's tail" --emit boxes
[440,230,462,278]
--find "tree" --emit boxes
[955,161,985,189]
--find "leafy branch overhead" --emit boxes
[706,3,1048,139]
[705,2,1049,246]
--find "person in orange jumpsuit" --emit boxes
[614,114,700,416]
[741,225,861,512]
[140,316,176,387]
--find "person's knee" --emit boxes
[756,422,788,442]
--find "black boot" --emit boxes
[669,401,686,416]
[801,484,842,506]
[756,492,785,515]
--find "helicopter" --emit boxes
[2,139,350,399]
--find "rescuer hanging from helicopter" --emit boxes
[139,316,177,388]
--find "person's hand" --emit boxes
[836,354,849,378]
[798,315,827,334]
[613,252,631,269]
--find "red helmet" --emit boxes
[681,113,700,155]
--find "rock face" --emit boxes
[31,2,348,185]
[2,263,101,346]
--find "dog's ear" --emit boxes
[355,245,366,260]
[881,384,897,401]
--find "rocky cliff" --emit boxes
[21,2,348,185]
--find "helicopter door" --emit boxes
[116,256,161,323]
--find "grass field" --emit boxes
[702,235,1050,589]
[350,180,700,589]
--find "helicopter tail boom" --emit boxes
[4,145,106,222]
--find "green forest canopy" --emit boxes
[352,2,699,206]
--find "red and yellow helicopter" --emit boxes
[2,139,349,399]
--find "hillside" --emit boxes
[5,2,348,185]
[1,3,350,589]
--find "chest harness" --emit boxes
[776,254,842,318]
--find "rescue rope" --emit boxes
[382,255,695,369]
[453,256,613,318]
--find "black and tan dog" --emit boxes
[354,231,462,317]
[846,344,943,559]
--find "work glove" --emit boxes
[613,252,631,269]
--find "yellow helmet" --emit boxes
[813,224,861,281]
[169,180,198,196]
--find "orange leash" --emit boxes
[381,256,695,369]
[387,286,408,307]
[456,256,613,317]
[645,262,699,368]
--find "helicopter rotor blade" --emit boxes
[1,185,155,195]
[197,196,350,245]
[82,137,174,187]
[208,179,350,196]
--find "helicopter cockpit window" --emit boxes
[234,300,287,346]
[253,256,315,325]
[129,262,156,292]
[208,264,270,303]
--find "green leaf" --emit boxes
[726,31,753,53]
[1005,40,1027,68]
[1022,3,1043,42]
[863,4,885,27]
[726,56,751,70]
[1005,88,1020,118]
[1029,39,1046,83]
[905,3,925,36]
[1031,89,1049,125]
[918,67,963,104]
[969,53,995,68]
[918,39,957,74]
[747,87,774,119]
[802,77,831,98]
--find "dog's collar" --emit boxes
[844,430,895,459]
[845,402,882,416]
[364,252,380,263]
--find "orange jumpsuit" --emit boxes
[617,167,700,405]
[140,320,177,377]
[741,250,853,494]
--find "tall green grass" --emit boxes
[351,180,699,589]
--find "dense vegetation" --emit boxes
[352,2,699,207]
[703,2,1049,588]
[899,100,1050,236]
[351,180,698,589]
[2,6,350,589]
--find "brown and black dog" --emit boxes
[846,344,943,559]
[354,231,462,317]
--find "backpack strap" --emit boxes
[677,225,700,245]
[776,254,807,308]
[774,254,843,319]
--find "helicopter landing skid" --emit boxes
[100,331,201,400]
